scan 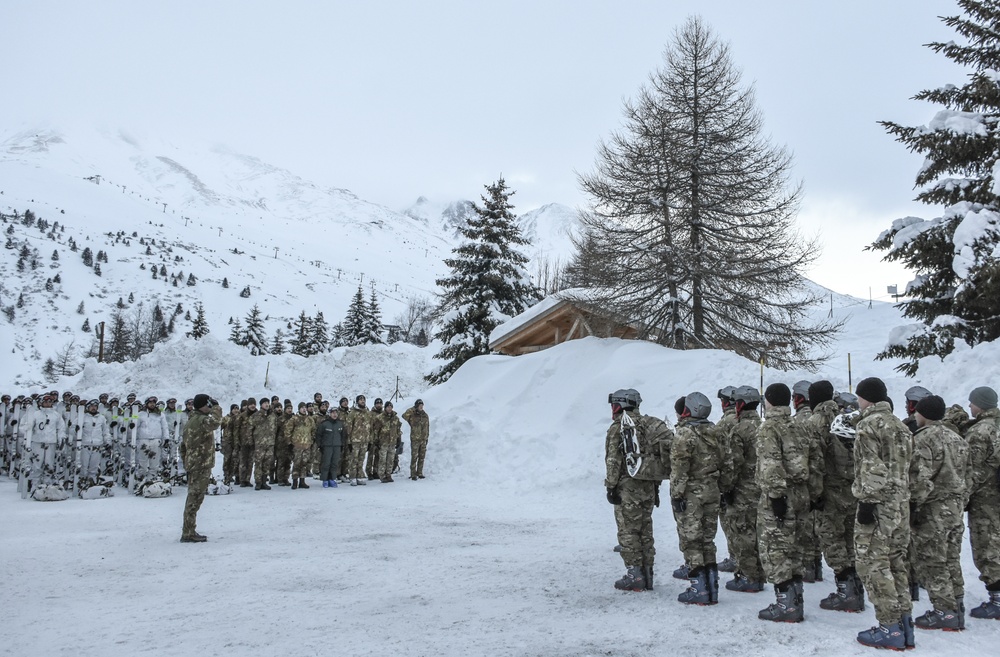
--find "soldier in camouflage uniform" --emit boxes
[179,395,221,543]
[907,395,968,631]
[722,385,765,593]
[219,404,240,485]
[288,403,315,489]
[852,377,915,650]
[671,391,726,605]
[346,395,372,486]
[367,398,384,480]
[311,400,329,478]
[403,399,430,480]
[793,380,824,583]
[715,386,739,574]
[964,386,1000,620]
[237,399,257,487]
[274,401,294,486]
[902,385,933,602]
[756,383,808,623]
[605,389,662,592]
[251,398,277,490]
[809,381,864,613]
[377,402,402,482]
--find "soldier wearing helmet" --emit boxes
[671,391,727,606]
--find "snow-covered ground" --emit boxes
[3,285,999,655]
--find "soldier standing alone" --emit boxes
[179,395,221,543]
[403,400,430,480]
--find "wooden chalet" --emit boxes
[489,293,638,356]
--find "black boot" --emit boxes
[298,477,309,489]
[678,567,713,605]
[758,580,803,623]
[614,566,646,592]
[291,478,299,490]
[820,568,865,613]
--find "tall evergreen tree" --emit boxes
[81,247,93,267]
[288,311,313,356]
[271,328,286,355]
[365,289,384,344]
[871,1,1000,374]
[310,311,330,354]
[330,322,347,349]
[242,304,269,355]
[106,310,132,363]
[188,303,210,339]
[228,318,246,347]
[343,285,369,346]
[427,177,541,384]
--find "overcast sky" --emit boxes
[1,0,967,300]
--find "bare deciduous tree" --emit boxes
[572,16,840,369]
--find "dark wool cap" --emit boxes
[970,386,998,410]
[193,394,211,410]
[915,395,946,422]
[808,380,835,410]
[764,383,791,408]
[259,397,270,405]
[855,377,888,404]
[674,396,686,416]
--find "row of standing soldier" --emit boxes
[605,378,1000,650]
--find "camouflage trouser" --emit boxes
[253,441,275,485]
[238,443,254,484]
[292,445,312,479]
[30,441,58,484]
[817,481,856,574]
[80,444,104,480]
[366,442,378,478]
[673,481,719,569]
[274,437,292,483]
[798,507,822,573]
[377,441,395,479]
[348,440,368,479]
[182,465,210,537]
[912,497,965,610]
[410,439,428,478]
[757,486,806,584]
[319,444,342,482]
[221,436,236,484]
[855,498,912,625]
[338,444,351,478]
[969,487,1000,585]
[136,439,161,479]
[617,477,656,568]
[727,484,764,581]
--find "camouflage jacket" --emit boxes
[402,407,430,442]
[250,410,278,447]
[236,410,255,448]
[369,410,384,443]
[727,409,762,492]
[716,408,737,441]
[794,405,813,425]
[810,400,853,486]
[670,419,725,498]
[181,406,222,472]
[377,411,402,445]
[852,401,912,503]
[909,422,968,506]
[286,413,318,448]
[346,406,372,444]
[220,412,239,444]
[756,405,810,499]
[964,407,1000,499]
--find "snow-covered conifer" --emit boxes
[427,177,540,384]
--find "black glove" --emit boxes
[671,497,686,513]
[810,497,825,512]
[128,423,135,429]
[110,421,118,429]
[769,496,788,521]
[9,419,16,426]
[857,501,877,525]
[606,487,622,505]
[722,489,735,507]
